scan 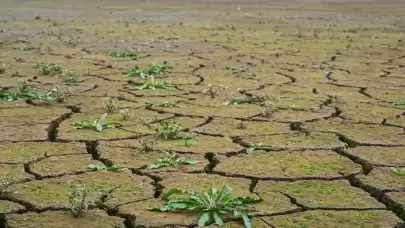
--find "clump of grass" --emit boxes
[69,181,89,217]
[62,39,77,47]
[59,70,83,83]
[35,63,61,75]
[108,50,137,58]
[0,81,68,103]
[392,168,405,175]
[234,120,247,129]
[87,163,128,172]
[38,27,60,36]
[260,100,278,117]
[225,65,246,72]
[223,96,247,106]
[35,16,41,20]
[147,151,199,169]
[119,109,133,121]
[19,44,38,50]
[152,101,179,108]
[38,87,72,104]
[104,98,119,113]
[151,185,262,227]
[123,62,172,79]
[137,138,157,153]
[0,179,11,195]
[154,121,183,140]
[72,113,122,132]
[203,84,222,98]
[127,77,172,90]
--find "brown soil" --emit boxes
[1,0,405,227]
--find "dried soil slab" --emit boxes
[150,103,261,118]
[0,142,87,164]
[156,173,296,215]
[0,124,49,142]
[383,192,405,217]
[354,167,405,193]
[386,116,405,128]
[343,146,405,167]
[202,218,269,228]
[366,87,405,102]
[98,146,208,172]
[10,171,153,210]
[0,163,34,182]
[198,118,291,137]
[253,107,335,122]
[30,154,102,178]
[0,200,25,214]
[240,132,342,150]
[214,150,360,179]
[0,100,31,108]
[256,180,384,209]
[336,102,403,124]
[262,210,404,228]
[5,209,125,228]
[121,87,188,97]
[302,119,405,146]
[63,96,142,113]
[99,135,243,155]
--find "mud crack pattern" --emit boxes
[1,0,405,227]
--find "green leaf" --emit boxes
[213,211,224,226]
[240,211,252,228]
[87,164,105,171]
[197,212,211,226]
[246,147,255,153]
[161,188,191,200]
[147,163,164,169]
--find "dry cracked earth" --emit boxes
[1,0,405,227]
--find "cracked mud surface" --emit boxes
[1,0,405,227]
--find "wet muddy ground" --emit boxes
[1,0,405,227]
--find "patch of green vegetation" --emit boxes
[127,79,172,90]
[104,98,118,113]
[38,27,60,36]
[35,16,41,20]
[72,113,122,132]
[123,62,172,79]
[147,151,199,169]
[392,101,405,106]
[62,39,77,47]
[35,63,61,75]
[18,44,38,51]
[223,96,247,106]
[391,168,405,175]
[181,137,198,147]
[108,50,137,58]
[38,87,72,103]
[0,180,11,195]
[263,41,273,45]
[245,142,263,153]
[166,35,180,40]
[59,70,83,83]
[225,65,245,72]
[151,185,262,227]
[119,109,133,121]
[137,138,157,153]
[87,164,128,172]
[152,101,179,107]
[153,121,183,140]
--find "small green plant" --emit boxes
[38,87,72,103]
[151,185,262,227]
[73,113,122,132]
[0,180,11,195]
[392,101,405,106]
[223,97,247,106]
[123,62,172,78]
[0,80,39,101]
[234,120,247,129]
[154,121,183,140]
[137,138,157,153]
[246,142,262,153]
[38,27,59,36]
[36,63,61,75]
[62,39,77,47]
[35,16,41,20]
[203,84,222,98]
[87,164,128,171]
[59,70,83,83]
[260,100,278,117]
[392,168,405,175]
[182,137,198,147]
[69,181,89,217]
[152,101,179,108]
[147,151,199,169]
[19,44,38,50]
[263,41,272,45]
[127,78,172,90]
[166,35,180,40]
[108,50,137,58]
[225,65,245,72]
[104,98,119,113]
[119,109,133,121]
